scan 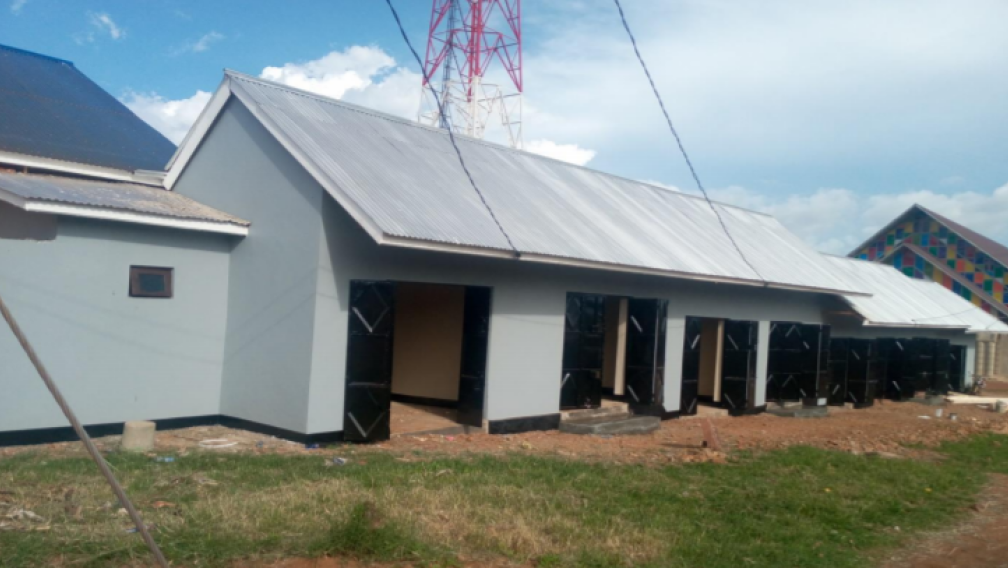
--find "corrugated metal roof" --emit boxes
[0,171,248,228]
[223,72,866,296]
[0,44,176,172]
[824,256,1008,333]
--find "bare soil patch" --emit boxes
[882,474,1008,568]
[3,399,1007,466]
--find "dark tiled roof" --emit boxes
[917,204,1008,269]
[0,44,176,172]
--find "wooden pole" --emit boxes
[0,292,169,567]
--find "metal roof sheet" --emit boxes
[0,44,176,172]
[223,72,866,296]
[824,256,1008,333]
[0,171,248,228]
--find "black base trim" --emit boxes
[488,413,560,435]
[391,393,458,409]
[661,410,681,421]
[217,416,343,445]
[0,415,343,448]
[728,404,767,417]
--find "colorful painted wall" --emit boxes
[855,208,1008,321]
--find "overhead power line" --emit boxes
[612,0,765,283]
[384,0,520,257]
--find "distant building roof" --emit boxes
[824,255,1008,333]
[915,204,1008,269]
[0,171,248,236]
[0,44,176,173]
[166,71,868,297]
[852,203,1008,271]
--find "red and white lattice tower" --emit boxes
[419,0,523,148]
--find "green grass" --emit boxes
[1,434,1006,567]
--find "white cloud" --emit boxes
[525,139,596,166]
[10,0,27,14]
[122,90,212,144]
[172,31,225,55]
[89,12,124,40]
[258,46,422,119]
[703,182,1008,254]
[127,46,429,146]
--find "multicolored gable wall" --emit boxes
[854,207,1008,323]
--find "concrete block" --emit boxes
[766,404,829,418]
[121,421,156,452]
[559,415,659,436]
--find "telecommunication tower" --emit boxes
[419,0,523,148]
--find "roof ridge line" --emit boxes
[0,43,73,66]
[222,69,774,219]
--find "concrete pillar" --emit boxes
[754,321,770,408]
[663,315,686,414]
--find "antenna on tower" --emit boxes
[419,0,523,149]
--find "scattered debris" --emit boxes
[305,443,320,450]
[199,439,238,450]
[151,501,176,509]
[153,456,176,463]
[324,457,348,467]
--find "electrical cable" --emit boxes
[384,0,520,257]
[612,0,765,282]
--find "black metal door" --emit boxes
[721,320,757,414]
[845,339,879,408]
[560,293,606,409]
[949,345,966,392]
[878,338,914,400]
[801,324,830,404]
[343,281,395,442]
[931,339,951,395]
[827,337,849,406]
[680,316,702,416]
[909,338,937,394]
[624,298,668,413]
[457,286,492,427]
[767,323,798,403]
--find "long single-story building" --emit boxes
[2,47,1006,445]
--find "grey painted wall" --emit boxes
[171,100,325,434]
[0,216,230,432]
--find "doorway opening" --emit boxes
[343,281,492,442]
[683,317,759,416]
[560,293,668,415]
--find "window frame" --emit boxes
[129,266,174,299]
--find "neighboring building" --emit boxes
[0,45,248,445]
[851,204,1008,378]
[851,204,1008,323]
[2,48,1006,446]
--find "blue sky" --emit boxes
[4,0,1008,253]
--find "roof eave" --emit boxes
[0,188,247,236]
[380,234,868,296]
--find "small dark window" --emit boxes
[129,266,173,298]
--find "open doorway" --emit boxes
[682,317,759,415]
[343,281,491,442]
[560,293,668,414]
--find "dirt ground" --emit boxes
[882,474,1008,568]
[4,396,1007,466]
[5,394,1008,567]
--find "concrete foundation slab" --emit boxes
[559,415,660,436]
